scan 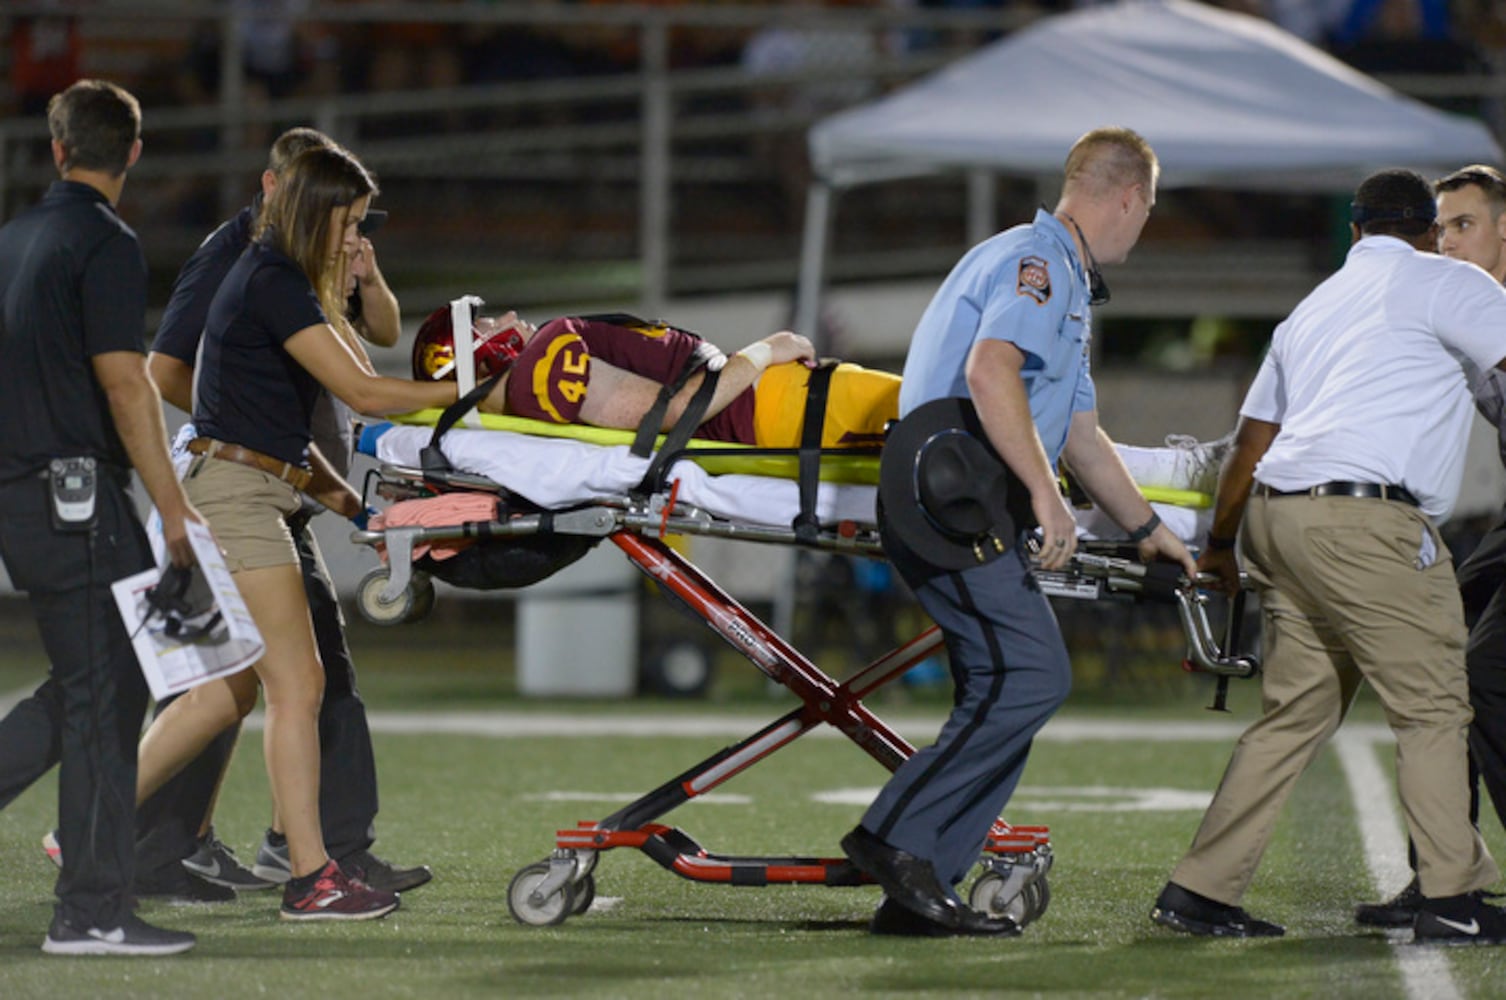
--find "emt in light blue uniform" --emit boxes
[847,127,1197,936]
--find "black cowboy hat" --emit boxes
[878,397,1035,573]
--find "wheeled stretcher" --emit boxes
[348,409,1257,928]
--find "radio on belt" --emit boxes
[49,456,97,531]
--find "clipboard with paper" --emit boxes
[111,519,265,700]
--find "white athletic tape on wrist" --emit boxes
[737,341,774,371]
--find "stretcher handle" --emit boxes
[1176,587,1259,680]
[1061,551,1260,681]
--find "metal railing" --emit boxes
[3,1,1503,322]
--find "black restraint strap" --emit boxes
[630,342,721,460]
[421,372,505,475]
[792,361,837,543]
[634,364,722,496]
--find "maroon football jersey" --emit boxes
[507,315,756,443]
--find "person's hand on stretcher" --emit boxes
[1196,545,1241,597]
[1136,521,1198,583]
[1050,412,1198,581]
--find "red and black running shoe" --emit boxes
[279,860,399,922]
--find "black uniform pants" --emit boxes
[0,475,151,929]
[134,513,378,877]
[1459,509,1506,838]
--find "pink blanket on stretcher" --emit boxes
[369,494,499,562]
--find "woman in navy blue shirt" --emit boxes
[134,145,495,921]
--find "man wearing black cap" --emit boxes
[122,127,430,899]
[842,127,1194,937]
[1152,168,1506,944]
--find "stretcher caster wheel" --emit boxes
[1031,877,1051,919]
[969,872,1050,927]
[407,573,437,622]
[570,874,596,915]
[508,862,577,926]
[356,568,435,626]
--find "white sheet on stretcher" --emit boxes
[369,425,1215,544]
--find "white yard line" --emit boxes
[1334,731,1462,1000]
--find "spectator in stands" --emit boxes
[8,4,81,117]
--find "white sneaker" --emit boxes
[41,830,61,869]
[1163,432,1234,496]
[251,829,292,884]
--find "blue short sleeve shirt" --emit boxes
[898,209,1095,468]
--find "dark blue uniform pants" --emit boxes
[0,476,151,929]
[861,545,1071,892]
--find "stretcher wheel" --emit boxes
[508,862,576,926]
[406,573,437,623]
[355,567,435,626]
[969,871,1050,927]
[569,874,596,915]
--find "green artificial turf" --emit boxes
[2,706,1505,998]
[2,599,1504,997]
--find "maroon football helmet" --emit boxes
[412,306,528,382]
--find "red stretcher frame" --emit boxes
[351,466,1255,928]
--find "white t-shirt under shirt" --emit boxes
[1242,236,1506,519]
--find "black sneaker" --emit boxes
[135,867,235,905]
[42,912,196,956]
[1150,881,1285,938]
[1356,876,1422,927]
[182,828,278,891]
[1415,894,1506,946]
[340,848,433,894]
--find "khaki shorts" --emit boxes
[183,455,303,572]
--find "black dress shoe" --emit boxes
[870,896,1021,938]
[953,902,1022,937]
[1150,881,1284,938]
[870,896,954,937]
[841,826,959,929]
[1355,876,1421,928]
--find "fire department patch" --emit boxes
[1016,255,1051,304]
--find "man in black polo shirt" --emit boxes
[0,80,199,956]
[133,127,429,898]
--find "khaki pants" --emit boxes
[1172,493,1497,903]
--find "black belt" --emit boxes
[1255,481,1420,508]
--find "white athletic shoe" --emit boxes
[42,830,61,869]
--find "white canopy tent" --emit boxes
[794,0,1504,341]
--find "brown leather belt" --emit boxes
[187,438,312,492]
[1255,480,1419,508]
